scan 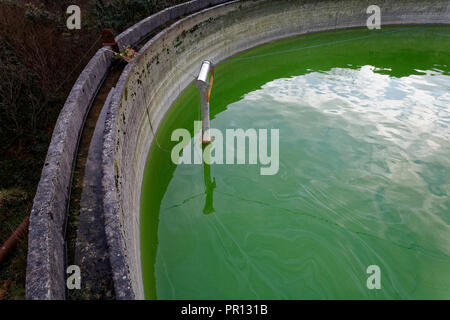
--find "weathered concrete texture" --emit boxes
[102,0,450,299]
[26,47,113,300]
[26,0,231,300]
[102,77,135,300]
[116,0,230,48]
[74,88,116,300]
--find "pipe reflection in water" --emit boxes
[202,144,216,215]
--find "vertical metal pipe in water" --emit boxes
[196,60,214,144]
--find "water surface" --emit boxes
[141,26,450,299]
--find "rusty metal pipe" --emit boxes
[0,215,29,264]
[206,66,215,103]
[102,29,120,53]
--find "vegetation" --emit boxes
[0,0,186,299]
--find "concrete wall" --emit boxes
[26,0,449,300]
[26,47,114,300]
[26,0,231,300]
[102,0,450,299]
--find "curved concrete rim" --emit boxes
[101,0,450,299]
[25,0,231,300]
[26,0,450,300]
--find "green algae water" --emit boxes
[141,26,450,299]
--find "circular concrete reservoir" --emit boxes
[26,0,450,300]
[101,0,450,299]
[141,26,450,299]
